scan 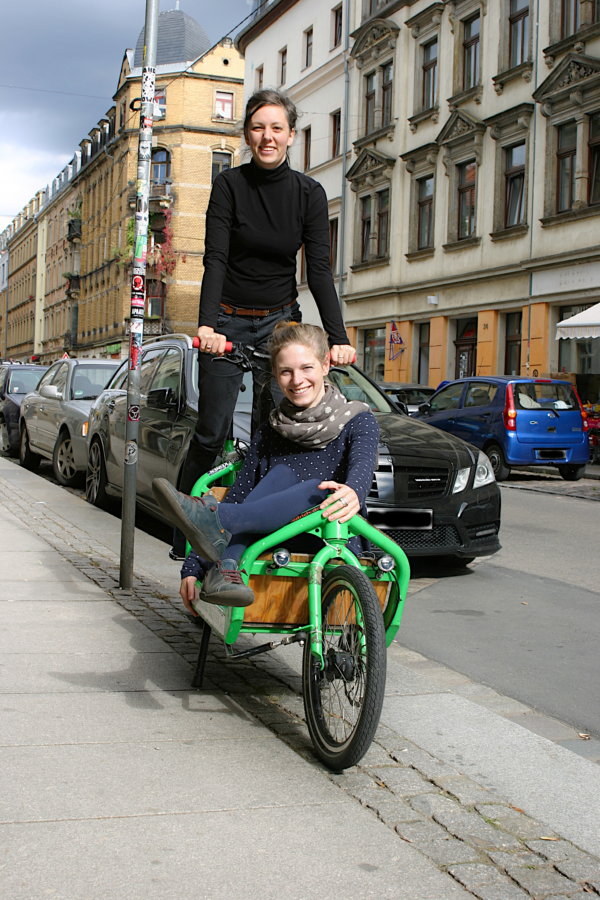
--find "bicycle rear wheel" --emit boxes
[302,565,386,771]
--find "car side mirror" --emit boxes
[395,400,409,416]
[40,384,61,400]
[147,387,178,410]
[418,402,431,414]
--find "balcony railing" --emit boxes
[67,219,82,241]
[128,181,172,210]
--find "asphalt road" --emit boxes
[398,486,600,740]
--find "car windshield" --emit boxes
[189,353,397,415]
[188,350,253,410]
[327,367,397,414]
[7,369,44,394]
[512,382,580,411]
[71,364,119,400]
[396,387,434,405]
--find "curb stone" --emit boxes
[1,473,600,900]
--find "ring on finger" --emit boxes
[338,496,349,508]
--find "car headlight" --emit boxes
[81,422,89,437]
[473,451,495,488]
[453,467,470,493]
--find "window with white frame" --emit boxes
[215,91,234,120]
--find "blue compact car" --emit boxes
[416,376,589,481]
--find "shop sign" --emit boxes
[532,262,600,297]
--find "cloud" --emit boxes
[0,0,252,232]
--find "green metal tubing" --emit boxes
[348,515,411,646]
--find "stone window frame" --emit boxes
[437,110,486,250]
[533,51,600,225]
[346,148,395,270]
[447,0,487,108]
[492,0,534,95]
[351,19,400,148]
[485,103,533,240]
[407,4,444,133]
[401,142,439,259]
[544,0,600,69]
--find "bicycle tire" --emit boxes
[302,565,386,771]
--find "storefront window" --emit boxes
[505,311,522,376]
[558,304,600,404]
[363,327,386,382]
[454,318,478,379]
[418,322,430,384]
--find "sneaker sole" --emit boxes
[199,589,255,608]
[152,480,223,563]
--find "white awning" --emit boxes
[555,302,600,340]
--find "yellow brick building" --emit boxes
[5,196,42,361]
[70,8,244,359]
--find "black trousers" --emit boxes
[178,301,302,497]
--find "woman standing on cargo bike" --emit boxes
[172,89,355,556]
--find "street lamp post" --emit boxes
[119,0,160,590]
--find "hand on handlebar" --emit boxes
[318,482,360,523]
[330,345,356,366]
[196,326,228,356]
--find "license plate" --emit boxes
[368,508,433,531]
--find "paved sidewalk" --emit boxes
[1,457,600,899]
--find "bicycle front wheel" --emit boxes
[302,565,386,771]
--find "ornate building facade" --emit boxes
[238,0,600,403]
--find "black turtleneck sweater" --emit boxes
[198,160,348,346]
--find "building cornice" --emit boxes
[236,0,301,56]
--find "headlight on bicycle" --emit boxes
[377,555,395,572]
[272,548,291,568]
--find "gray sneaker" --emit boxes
[152,478,231,563]
[199,560,255,608]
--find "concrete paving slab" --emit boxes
[556,739,600,762]
[505,713,580,742]
[0,738,349,823]
[0,689,273,747]
[0,802,468,900]
[0,555,98,583]
[382,692,600,858]
[0,580,109,601]
[0,650,195,694]
[0,602,173,653]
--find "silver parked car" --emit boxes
[19,358,119,485]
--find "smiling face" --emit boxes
[245,104,295,170]
[274,343,330,409]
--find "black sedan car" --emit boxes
[86,334,500,564]
[0,363,48,456]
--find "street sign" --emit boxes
[62,352,70,359]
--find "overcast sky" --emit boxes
[0,0,253,234]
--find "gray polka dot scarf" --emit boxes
[269,383,370,449]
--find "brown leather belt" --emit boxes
[220,301,294,318]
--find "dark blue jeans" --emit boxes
[217,464,327,563]
[178,301,301,497]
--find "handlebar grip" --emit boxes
[192,337,233,353]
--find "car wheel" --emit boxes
[86,440,108,507]
[19,426,40,471]
[486,444,510,482]
[558,464,586,481]
[53,431,81,487]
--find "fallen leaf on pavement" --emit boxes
[521,601,529,605]
[510,806,524,813]
[579,733,590,740]
[540,836,559,841]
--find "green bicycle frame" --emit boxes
[189,459,410,669]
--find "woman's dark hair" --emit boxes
[243,89,299,137]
